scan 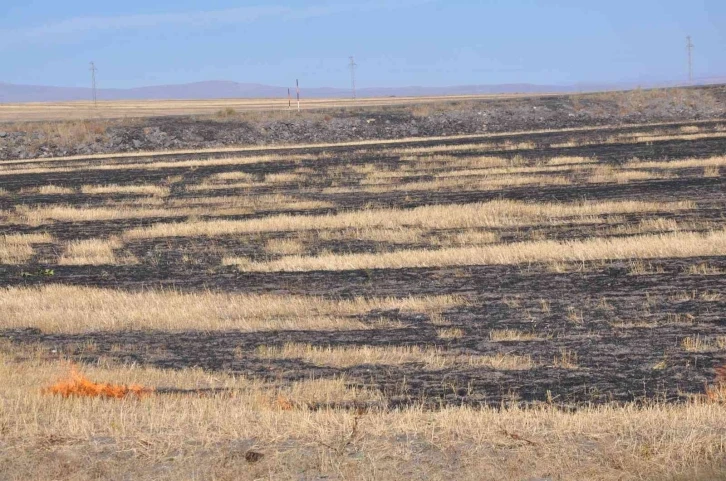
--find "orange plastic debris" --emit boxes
[45,368,152,399]
[715,364,726,384]
[704,364,726,403]
[275,395,295,411]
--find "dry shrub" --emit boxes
[45,367,152,399]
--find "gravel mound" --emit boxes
[2,85,725,160]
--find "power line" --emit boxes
[349,56,357,99]
[686,36,694,84]
[89,61,98,107]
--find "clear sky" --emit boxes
[1,0,724,88]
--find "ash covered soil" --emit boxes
[1,84,725,160]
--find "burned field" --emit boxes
[1,118,726,480]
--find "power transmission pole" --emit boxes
[686,36,694,84]
[349,56,357,99]
[89,61,98,107]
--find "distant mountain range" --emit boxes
[1,79,724,103]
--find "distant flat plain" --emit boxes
[0,92,555,122]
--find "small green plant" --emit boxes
[20,268,54,278]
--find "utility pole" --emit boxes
[89,61,98,107]
[349,56,357,99]
[686,36,694,84]
[296,79,300,112]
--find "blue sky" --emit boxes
[1,0,724,88]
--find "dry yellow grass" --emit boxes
[434,230,499,247]
[704,166,720,177]
[11,204,186,224]
[587,168,674,184]
[394,129,726,156]
[320,154,724,196]
[681,335,726,353]
[627,259,666,275]
[359,173,572,193]
[549,128,726,148]
[1,240,35,266]
[437,327,465,339]
[0,233,53,264]
[553,349,579,369]
[489,329,546,342]
[19,185,76,195]
[180,171,305,190]
[80,184,170,196]
[264,172,303,184]
[124,199,694,240]
[6,194,332,225]
[351,156,611,192]
[430,163,583,178]
[680,125,701,133]
[400,153,519,169]
[255,343,536,370]
[687,263,726,275]
[58,238,124,265]
[610,320,660,329]
[322,159,715,194]
[1,352,383,408]
[607,217,681,236]
[317,226,426,244]
[390,140,538,156]
[265,237,306,255]
[229,229,726,272]
[2,356,725,480]
[624,130,726,144]
[168,193,332,211]
[0,152,327,177]
[546,156,593,166]
[624,155,726,171]
[186,181,256,192]
[0,285,462,333]
[207,171,257,182]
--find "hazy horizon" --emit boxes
[5,77,726,104]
